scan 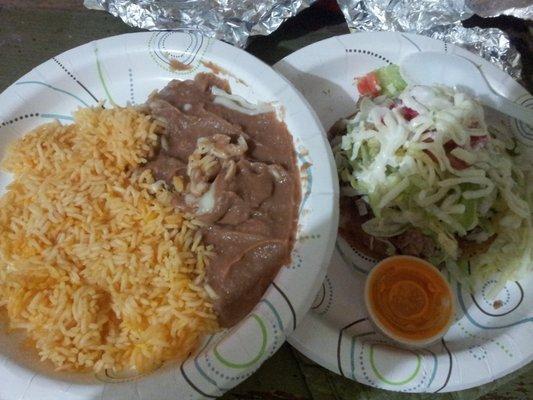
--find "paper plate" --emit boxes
[0,32,339,400]
[274,31,533,393]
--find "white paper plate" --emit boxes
[274,31,533,393]
[0,32,339,400]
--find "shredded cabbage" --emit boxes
[335,83,533,291]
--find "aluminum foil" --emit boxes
[466,0,533,19]
[85,0,529,78]
[84,0,314,48]
[337,0,528,78]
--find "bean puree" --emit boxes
[144,74,300,327]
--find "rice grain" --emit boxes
[0,106,217,373]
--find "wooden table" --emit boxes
[0,1,531,399]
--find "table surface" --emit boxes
[0,1,531,399]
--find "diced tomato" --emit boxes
[470,135,489,149]
[443,136,488,169]
[400,107,418,121]
[423,139,469,170]
[356,72,381,97]
[443,140,458,152]
[443,140,469,170]
[388,99,402,109]
[448,154,469,170]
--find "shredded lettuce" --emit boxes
[335,81,533,291]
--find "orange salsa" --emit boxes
[365,255,454,343]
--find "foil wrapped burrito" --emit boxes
[84,0,531,77]
[84,0,314,48]
[337,0,530,77]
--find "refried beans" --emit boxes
[144,73,300,327]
